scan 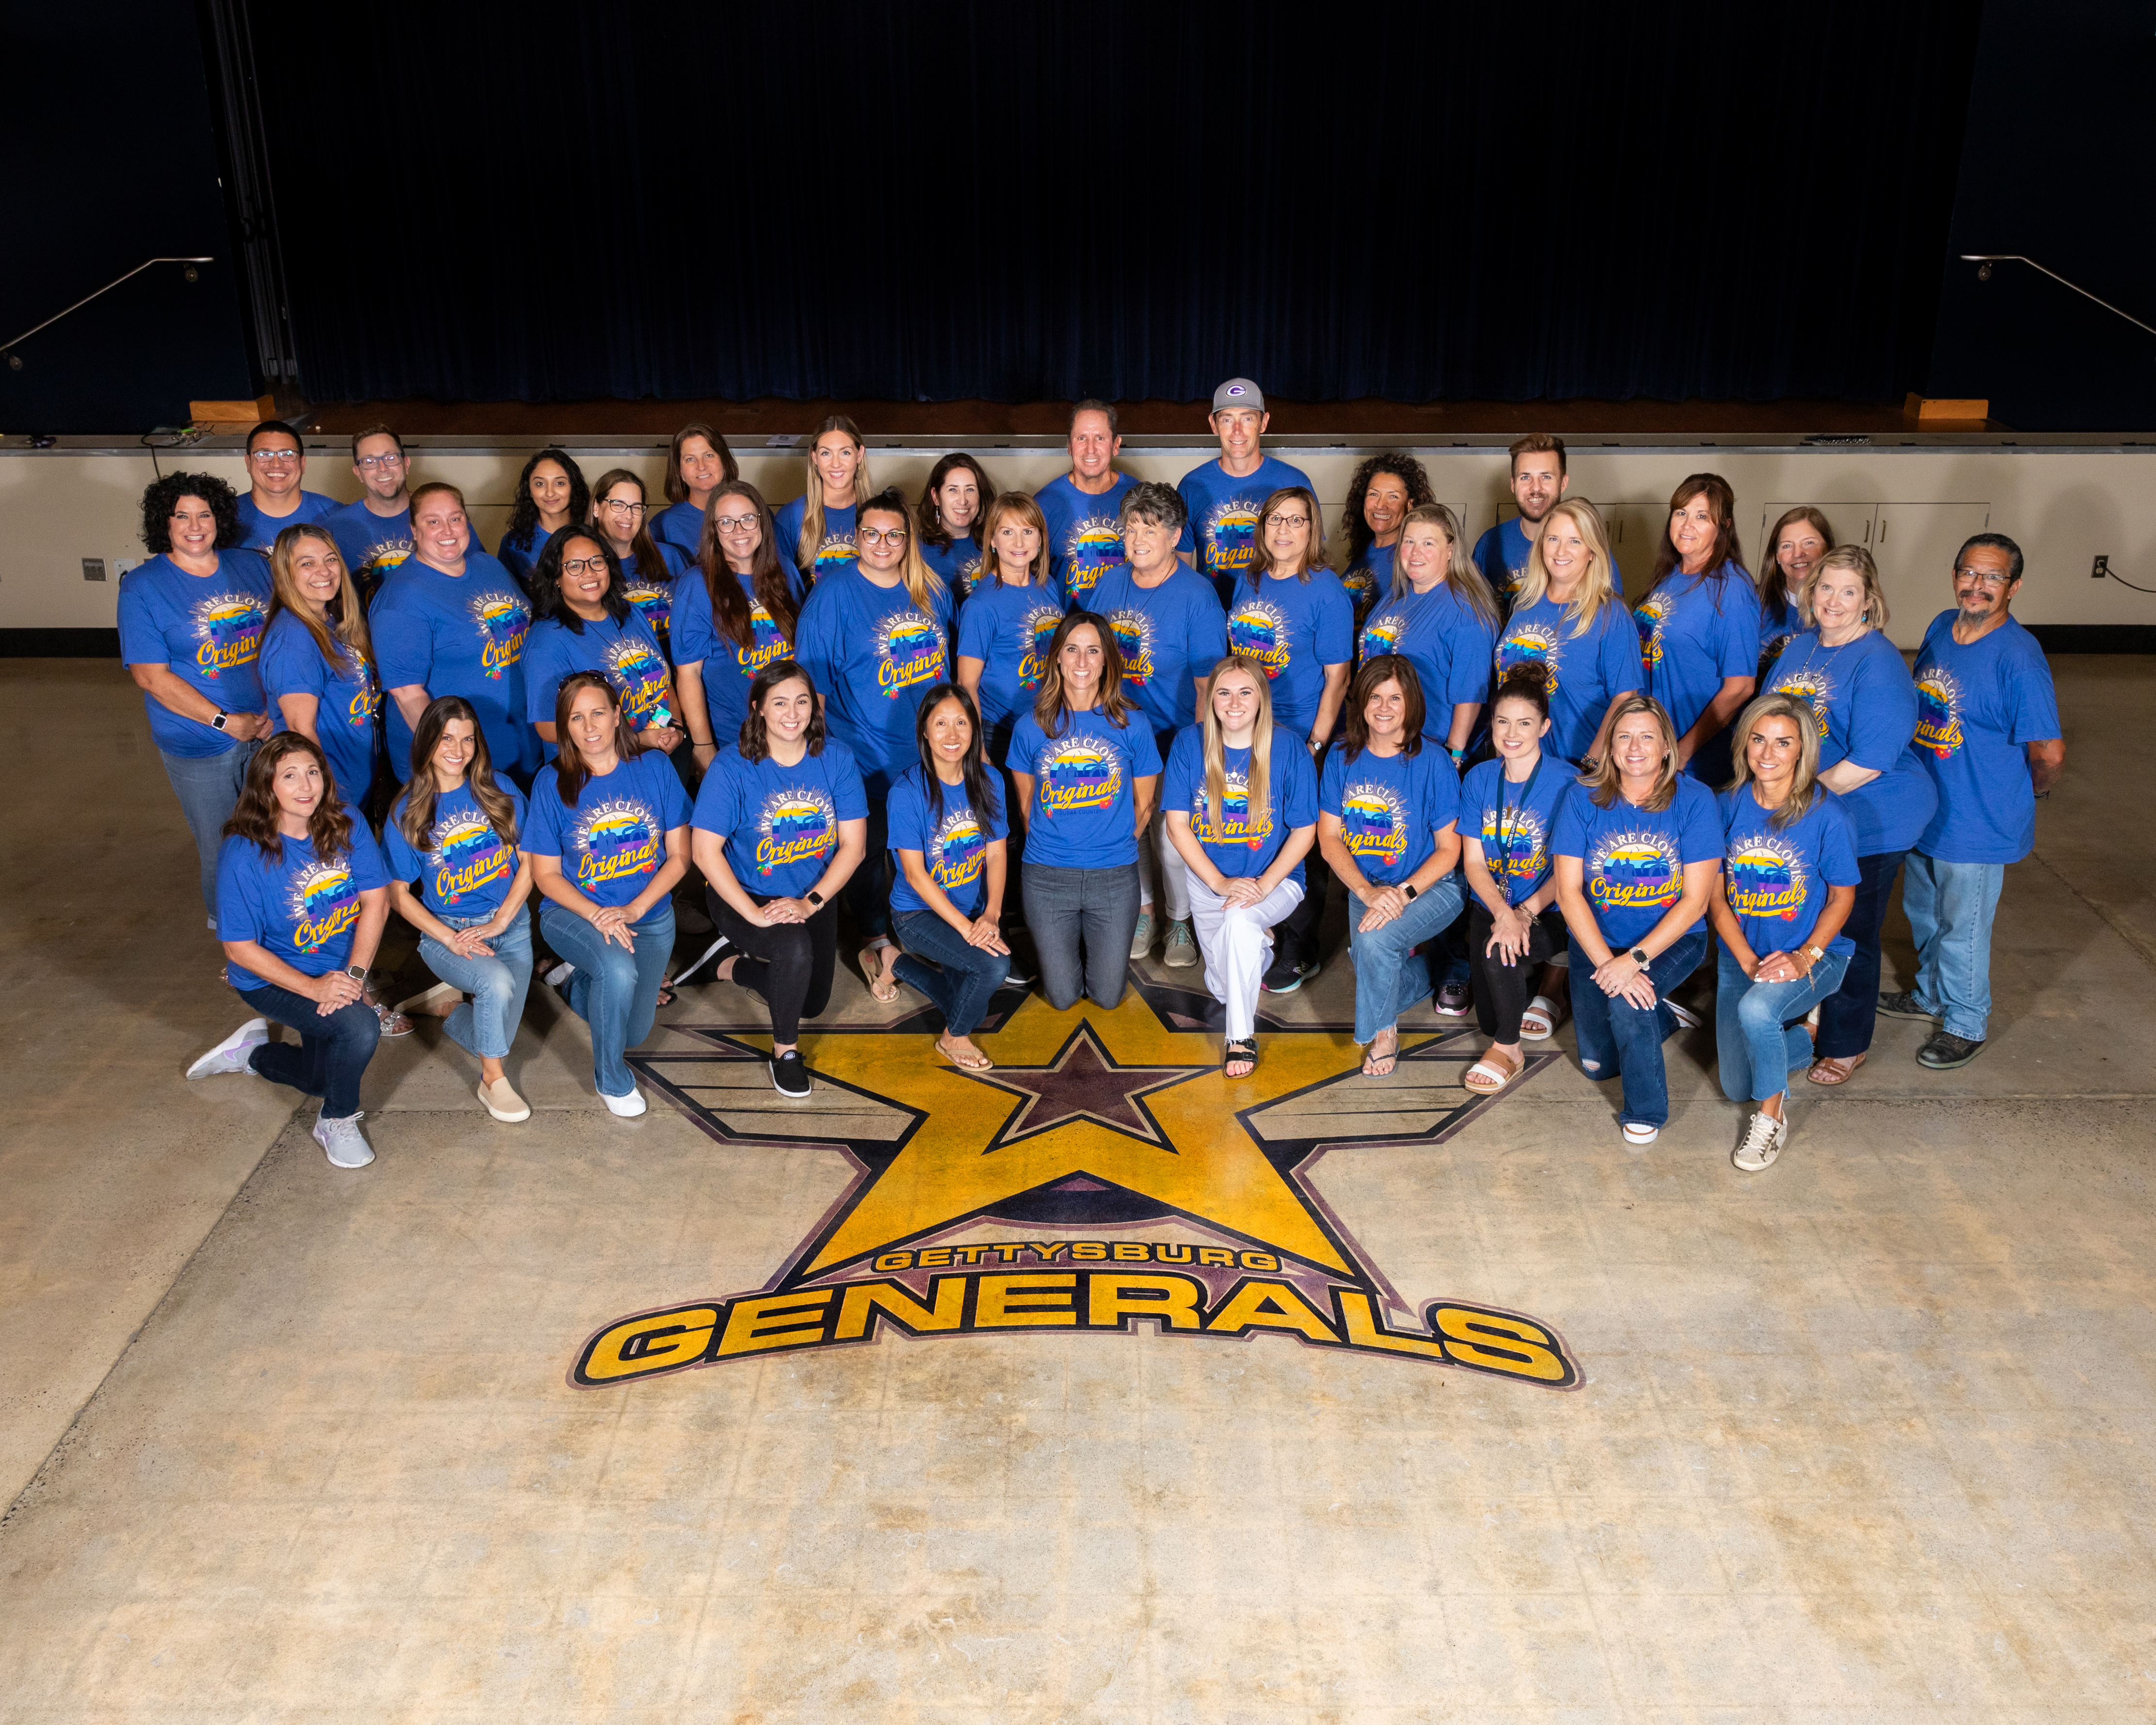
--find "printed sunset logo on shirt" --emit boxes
[1758,630,1795,682]
[1036,739,1122,815]
[1340,564,1379,611]
[1726,832,1808,921]
[1772,667,1835,737]
[929,805,989,889]
[1586,831,1682,910]
[954,553,986,595]
[738,605,792,672]
[429,815,512,904]
[1478,805,1549,885]
[1914,668,1965,758]
[1107,609,1156,687]
[192,592,269,676]
[875,611,947,698]
[622,581,672,645]
[754,787,839,876]
[1497,621,1563,692]
[1340,781,1411,868]
[1633,593,1674,669]
[606,637,673,726]
[1227,598,1293,680]
[573,799,660,889]
[287,855,361,951]
[813,534,858,576]
[1016,603,1064,689]
[1359,608,1410,661]
[1192,769,1272,850]
[1202,499,1263,574]
[468,591,531,678]
[1062,520,1126,599]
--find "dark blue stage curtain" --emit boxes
[254,0,1979,405]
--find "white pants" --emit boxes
[1135,805,1192,921]
[1187,873,1306,1041]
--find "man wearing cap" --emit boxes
[1033,399,1139,606]
[1176,379,1315,607]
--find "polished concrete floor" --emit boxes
[3,657,2153,1723]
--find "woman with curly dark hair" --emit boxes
[120,470,276,929]
[521,527,681,764]
[496,448,591,596]
[184,733,392,1170]
[1337,453,1433,616]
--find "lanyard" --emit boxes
[1495,754,1545,907]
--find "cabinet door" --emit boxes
[1597,504,1674,602]
[1871,503,1992,648]
[1758,501,1880,559]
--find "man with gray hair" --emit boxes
[1033,399,1137,604]
[1882,532,2064,1069]
[1176,378,1314,606]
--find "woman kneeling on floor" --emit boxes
[186,733,391,1169]
[524,672,691,1118]
[1710,693,1858,1171]
[383,696,537,1123]
[1552,694,1723,1147]
[1163,655,1317,1077]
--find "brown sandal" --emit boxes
[1807,1052,1866,1086]
[861,945,900,1004]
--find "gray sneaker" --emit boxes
[1916,1029,1985,1070]
[312,1110,375,1169]
[186,1017,268,1079]
[1128,910,1156,960]
[1163,919,1198,968]
[1732,1110,1787,1172]
[1877,989,1941,1022]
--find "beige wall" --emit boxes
[5,444,2154,650]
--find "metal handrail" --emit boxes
[1,257,216,366]
[1960,254,2156,340]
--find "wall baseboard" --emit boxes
[2022,625,2156,654]
[1,628,122,657]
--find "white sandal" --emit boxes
[1520,995,1561,1041]
[1464,1049,1524,1094]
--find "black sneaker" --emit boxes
[1435,981,1472,1017]
[771,1050,813,1100]
[1916,1029,1985,1069]
[1877,990,1941,1022]
[1261,955,1304,995]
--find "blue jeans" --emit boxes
[235,981,381,1118]
[1569,927,1709,1130]
[894,908,1011,1038]
[539,899,675,1097]
[1347,876,1466,1044]
[1903,853,2006,1041]
[161,741,256,923]
[1023,863,1140,1010]
[417,905,534,1062]
[1714,941,1851,1105]
[1815,848,1908,1059]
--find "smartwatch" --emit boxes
[1403,883,1418,900]
[1630,947,1650,965]
[211,709,230,732]
[345,964,367,981]
[805,890,824,907]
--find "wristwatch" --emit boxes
[1630,947,1650,965]
[345,964,367,981]
[805,890,824,907]
[1403,883,1418,900]
[1802,944,1825,965]
[211,708,230,732]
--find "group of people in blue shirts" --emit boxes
[139,391,2064,1176]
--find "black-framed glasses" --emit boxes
[712,513,758,532]
[1265,512,1310,529]
[356,452,404,471]
[561,557,608,576]
[601,499,646,516]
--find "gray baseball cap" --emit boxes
[1211,377,1264,414]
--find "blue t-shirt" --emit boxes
[1357,583,1497,746]
[692,738,869,900]
[1719,785,1860,959]
[888,761,1008,918]
[1089,564,1228,752]
[522,610,675,760]
[793,568,954,795]
[615,543,692,659]
[773,498,859,582]
[523,750,690,910]
[1768,628,1934,857]
[382,779,528,921]
[1175,455,1313,602]
[1461,754,1577,907]
[1550,773,1723,951]
[1470,517,1535,607]
[1223,570,1354,738]
[955,577,1067,758]
[1034,472,1136,604]
[1009,705,1163,869]
[216,824,390,990]
[369,553,535,782]
[1339,543,1392,617]
[1163,728,1319,888]
[1912,612,2061,865]
[257,608,381,799]
[1757,591,1801,681]
[117,551,274,758]
[234,490,338,554]
[669,567,801,751]
[651,501,706,566]
[1319,744,1461,888]
[1492,596,1643,764]
[324,500,413,591]
[1634,565,1762,781]
[495,523,553,594]
[921,534,987,599]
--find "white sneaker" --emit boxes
[312,1110,375,1168]
[1128,910,1156,960]
[1664,998,1703,1031]
[1163,919,1198,969]
[186,1018,268,1079]
[1732,1110,1787,1172]
[1621,1121,1660,1149]
[545,960,576,988]
[602,1087,647,1118]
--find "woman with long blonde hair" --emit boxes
[259,523,382,809]
[1494,497,1642,767]
[1164,655,1318,1076]
[774,415,872,581]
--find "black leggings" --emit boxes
[1467,901,1568,1042]
[708,889,839,1044]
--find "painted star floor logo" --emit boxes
[575,977,1580,1391]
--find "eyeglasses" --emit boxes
[601,499,646,517]
[249,448,300,465]
[1265,513,1310,529]
[561,557,608,576]
[356,452,405,471]
[713,513,759,532]
[857,527,909,547]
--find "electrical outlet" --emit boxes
[2094,555,2110,579]
[114,558,140,578]
[82,558,107,582]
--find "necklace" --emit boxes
[1495,753,1545,907]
